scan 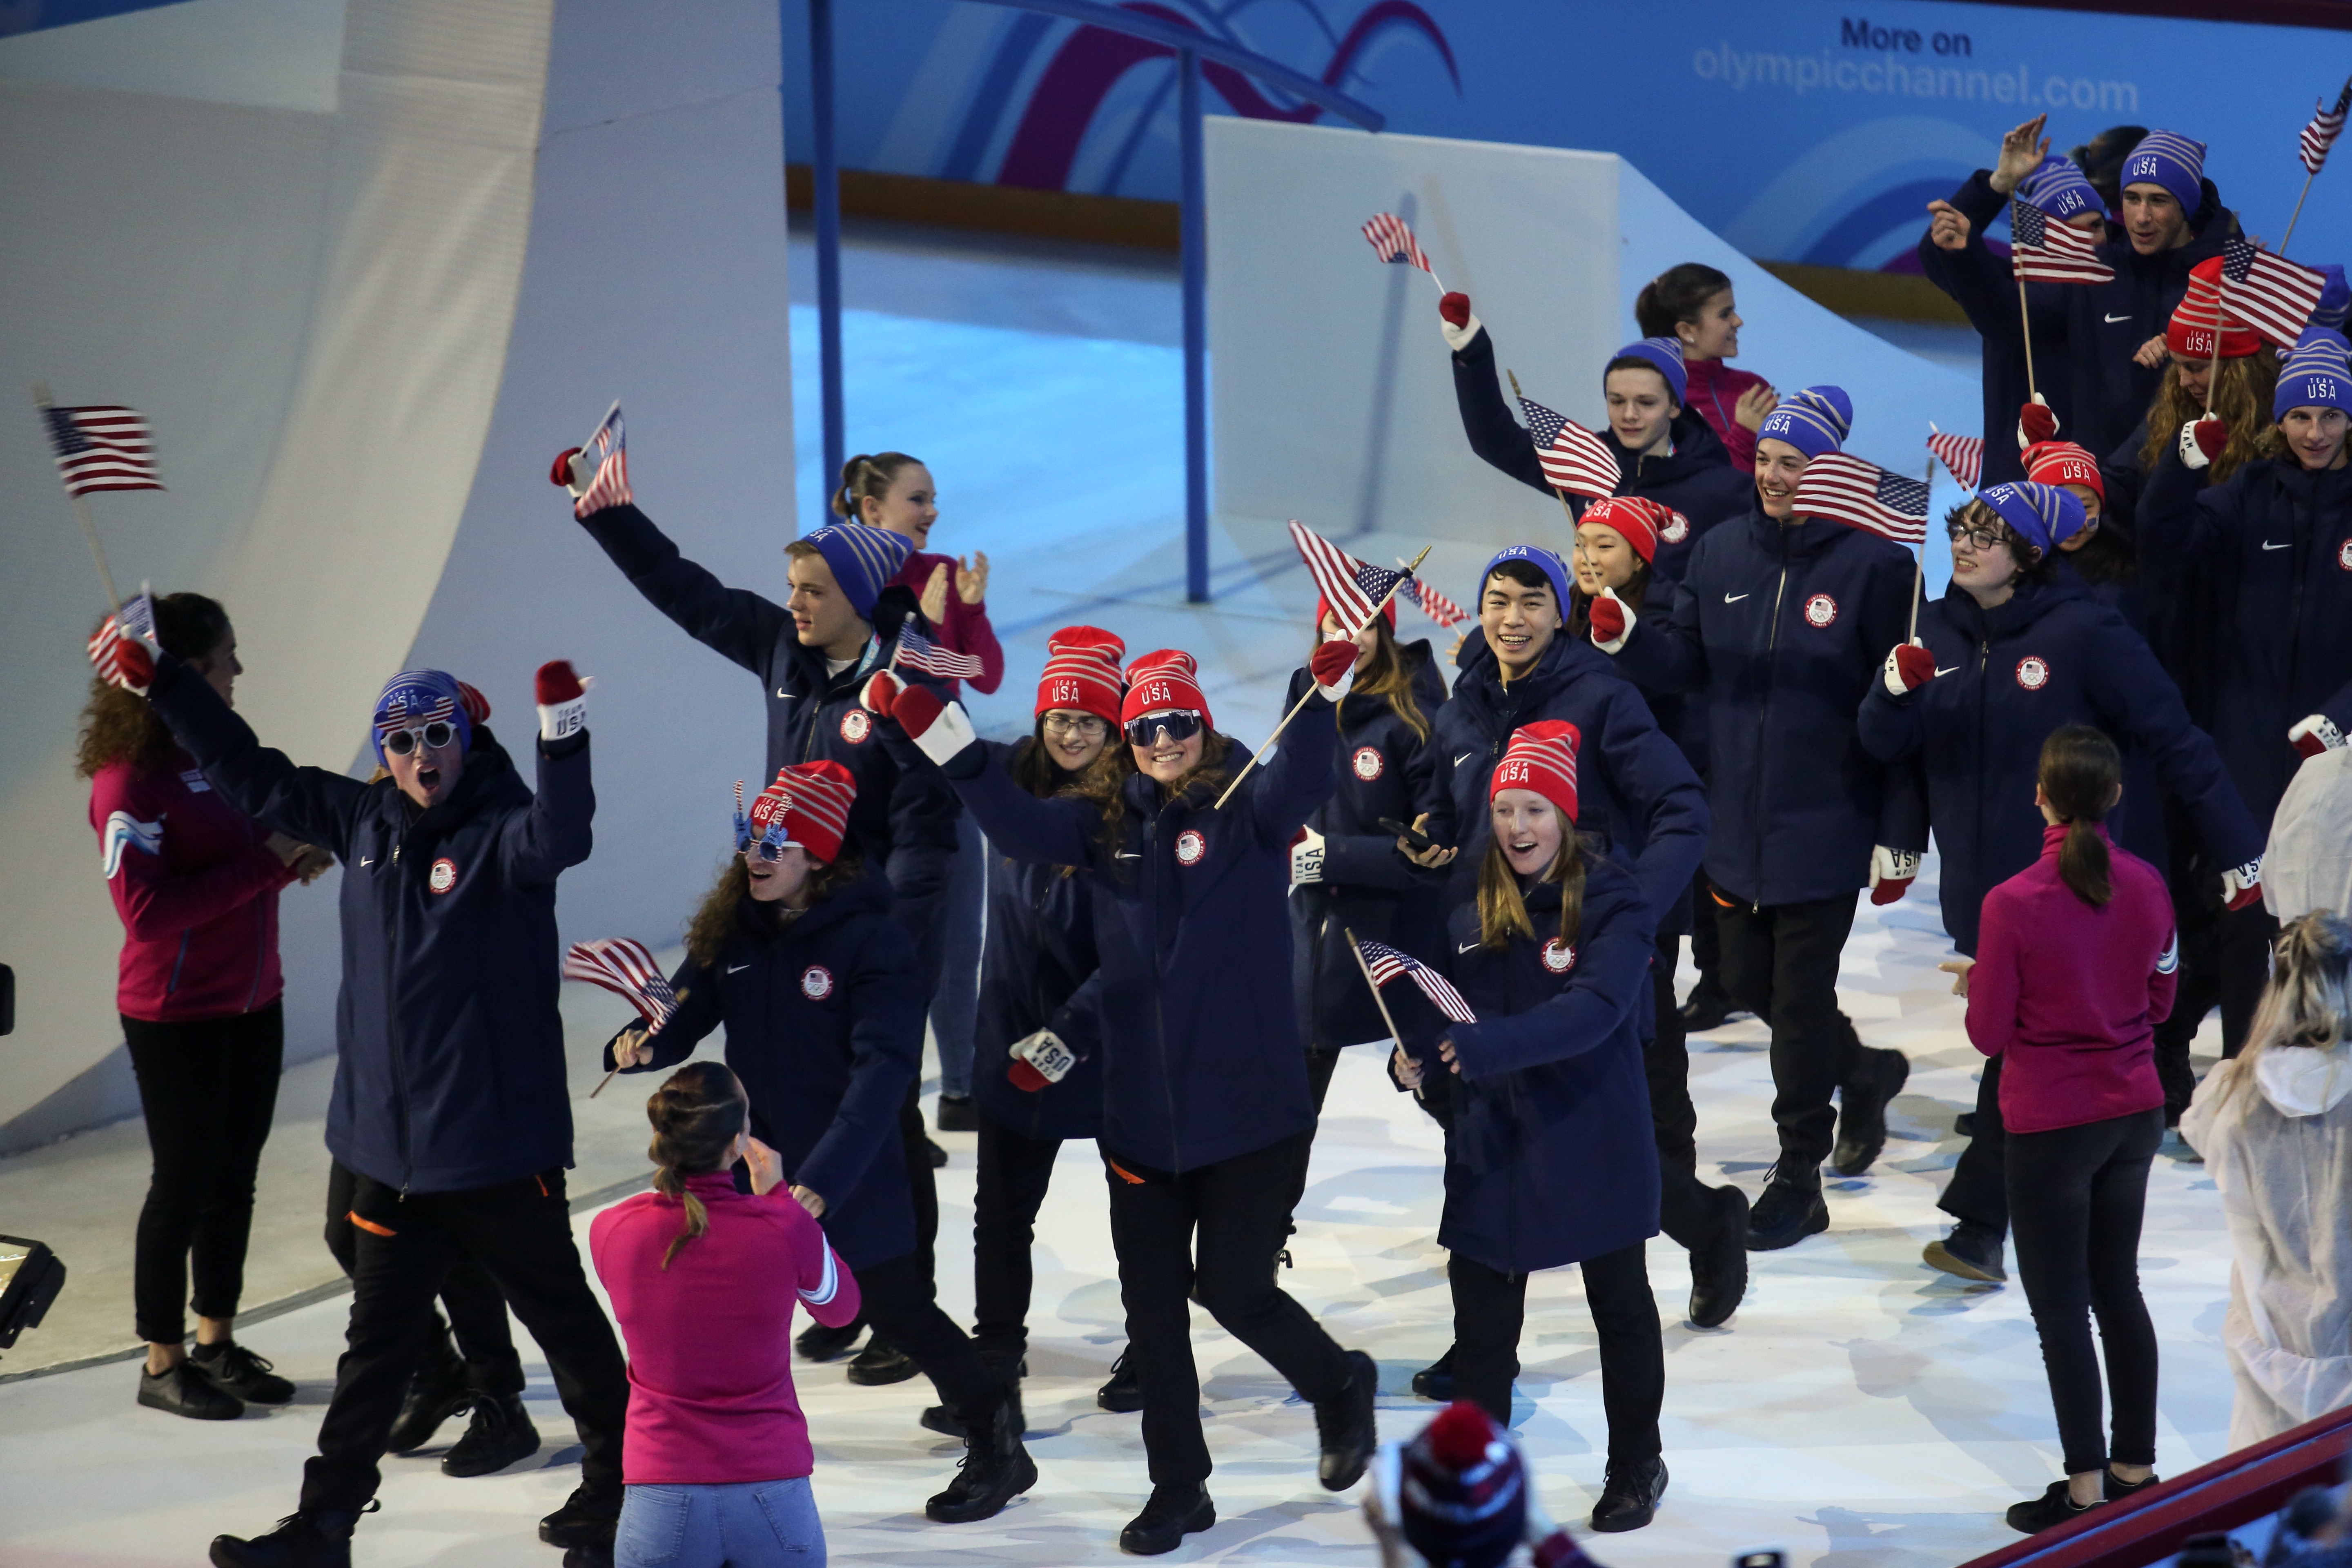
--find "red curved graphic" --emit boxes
[994,0,1457,192]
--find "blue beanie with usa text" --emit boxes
[2120,131,2206,216]
[1480,544,1572,613]
[2276,327,2352,419]
[1978,480,2087,558]
[1756,385,1852,459]
[2018,155,2102,222]
[800,522,914,619]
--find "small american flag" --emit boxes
[1517,394,1620,501]
[1794,453,1932,546]
[1927,428,1984,490]
[1290,521,1396,630]
[564,937,679,1029]
[2302,80,2352,175]
[86,588,158,690]
[1408,577,1467,628]
[1357,938,1478,1026]
[2220,239,2327,347]
[2009,201,2114,285]
[575,402,630,517]
[893,626,984,681]
[1360,213,1432,275]
[45,405,161,497]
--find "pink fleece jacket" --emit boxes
[891,550,1004,695]
[1967,823,2178,1134]
[590,1176,861,1484]
[1682,358,1768,470]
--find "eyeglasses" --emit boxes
[1123,710,1203,746]
[1947,521,2004,552]
[382,722,456,757]
[1041,714,1108,738]
[746,836,795,864]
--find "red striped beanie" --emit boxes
[1490,719,1581,823]
[1121,648,1210,731]
[748,760,858,864]
[1035,626,1127,724]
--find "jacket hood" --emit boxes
[1453,622,1616,704]
[1940,575,2085,641]
[2253,1040,2352,1116]
[734,861,895,945]
[1606,407,1735,487]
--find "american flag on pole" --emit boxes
[1927,428,1984,490]
[892,626,985,682]
[1357,938,1479,1026]
[2301,80,2352,175]
[45,405,161,497]
[2220,238,2328,347]
[1793,453,1933,546]
[1360,212,1432,276]
[1408,577,1467,628]
[575,402,630,517]
[2009,201,2114,285]
[1287,520,1447,630]
[1516,395,1620,500]
[564,937,679,1029]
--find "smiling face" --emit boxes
[2120,184,2188,255]
[785,549,869,658]
[1572,524,1641,597]
[2171,350,2213,408]
[193,627,242,708]
[387,733,464,810]
[2280,405,2352,471]
[1129,714,1203,785]
[860,463,938,550]
[1490,788,1565,879]
[1479,570,1560,681]
[1948,506,2034,605]
[744,843,816,907]
[1677,288,1740,361]
[1039,709,1110,773]
[1604,366,1677,453]
[1755,438,1810,521]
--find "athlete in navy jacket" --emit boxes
[1593,387,1926,1251]
[863,644,1379,1556]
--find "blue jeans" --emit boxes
[615,1477,824,1567]
[929,812,985,1098]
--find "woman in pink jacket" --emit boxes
[1963,724,2175,1534]
[592,1060,862,1568]
[79,592,326,1420]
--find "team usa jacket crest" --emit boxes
[576,502,959,904]
[611,870,923,1270]
[934,701,1340,1173]
[1396,858,1660,1275]
[1858,577,2262,955]
[146,657,592,1195]
[2138,448,2352,827]
[1608,508,1927,907]
[1284,644,1450,1051]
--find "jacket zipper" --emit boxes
[1750,558,1791,911]
[388,829,414,1195]
[1143,809,1184,1174]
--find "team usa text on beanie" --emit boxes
[1121,648,1211,731]
[2277,327,2352,419]
[1978,480,2087,558]
[2169,256,2260,359]
[1576,496,1682,566]
[1490,719,1581,824]
[1755,385,1853,459]
[1036,626,1127,724]
[1481,543,1572,611]
[801,522,914,619]
[371,669,488,766]
[2022,441,2105,505]
[737,760,858,864]
[2122,130,2207,214]
[2018,155,2102,222]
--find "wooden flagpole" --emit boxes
[1506,369,1586,530]
[2016,279,2039,403]
[33,384,124,619]
[2205,275,2230,416]
[1910,449,1936,644]
[2279,169,2320,259]
[1345,928,1421,1098]
[1212,545,1432,811]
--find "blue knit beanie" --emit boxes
[1480,544,1572,615]
[2120,131,2206,216]
[1978,481,2086,558]
[801,522,913,619]
[2018,156,2102,222]
[2276,327,2352,419]
[372,669,472,766]
[1756,385,1853,459]
[2310,266,2350,334]
[1608,336,1687,406]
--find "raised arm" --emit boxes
[576,502,792,680]
[499,731,595,890]
[2133,441,2234,591]
[1450,325,1558,498]
[794,921,924,1207]
[145,655,368,858]
[1603,571,1708,696]
[1244,679,1342,849]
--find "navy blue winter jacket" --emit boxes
[931,698,1340,1173]
[147,656,592,1194]
[1285,644,1451,1051]
[1392,858,1659,1274]
[1606,508,1928,907]
[1915,169,2065,490]
[1858,578,2263,955]
[612,870,922,1270]
[1451,326,1752,583]
[968,740,1107,1143]
[577,502,959,908]
[2138,446,2352,828]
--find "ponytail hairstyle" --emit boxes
[1316,612,1432,743]
[1633,263,1733,342]
[2227,913,2352,1100]
[830,451,926,521]
[645,1061,749,1269]
[1474,824,1586,952]
[2038,724,2122,908]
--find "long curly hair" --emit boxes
[683,848,866,969]
[75,592,232,780]
[2136,352,2280,482]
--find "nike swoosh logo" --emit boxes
[727,964,751,975]
[2263,540,2291,551]
[1114,852,1141,860]
[359,857,374,867]
[1724,592,1750,603]
[1454,751,1476,766]
[2105,312,2132,323]
[1458,941,1480,953]
[776,687,788,698]
[1935,666,1959,677]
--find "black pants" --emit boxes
[900,1084,939,1264]
[1939,1055,2008,1237]
[1646,941,1725,1252]
[1448,1245,1663,1465]
[855,1246,1005,1424]
[929,815,985,1100]
[1103,1132,1353,1487]
[123,1002,285,1345]
[2007,1108,2163,1476]
[972,1111,1067,1360]
[325,1161,522,1398]
[1716,892,1867,1169]
[1306,1046,1344,1113]
[1688,869,1724,989]
[302,1168,629,1512]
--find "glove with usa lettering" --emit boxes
[2290,714,2345,760]
[2017,394,2058,448]
[1290,824,1326,885]
[535,660,592,742]
[1883,641,1936,696]
[1007,1027,1077,1092]
[1438,291,1480,352]
[1588,586,1633,652]
[2179,414,2227,470]
[1869,845,1921,906]
[2223,858,2264,912]
[1311,637,1358,702]
[866,671,977,767]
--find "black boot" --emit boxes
[1677,975,1741,1034]
[189,1341,295,1405]
[1097,1347,1145,1412]
[924,1398,1038,1523]
[847,1332,920,1386]
[1831,1047,1910,1176]
[2007,1480,2100,1534]
[384,1354,473,1454]
[923,1348,1027,1438]
[795,1314,865,1362]
[1589,1457,1668,1532]
[1687,1185,1750,1328]
[1120,1485,1216,1555]
[1410,1345,1456,1401]
[1924,1219,2008,1283]
[539,1481,623,1550]
[208,1503,374,1568]
[1313,1350,1378,1491]
[1745,1163,1829,1252]
[441,1391,539,1477]
[140,1359,244,1421]
[936,1094,980,1131]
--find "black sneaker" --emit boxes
[1688,1185,1750,1329]
[1410,1345,1456,1401]
[1120,1485,1215,1555]
[384,1356,472,1453]
[1589,1457,1668,1532]
[1745,1163,1829,1252]
[1677,976,1741,1034]
[1924,1220,2008,1283]
[441,1391,540,1477]
[1831,1047,1910,1176]
[208,1503,374,1568]
[937,1094,980,1132]
[2007,1479,2099,1534]
[925,1135,950,1169]
[140,1359,244,1421]
[796,1314,865,1362]
[848,1333,920,1386]
[1314,1350,1378,1491]
[191,1340,296,1406]
[539,1482,623,1550]
[926,1399,1038,1523]
[1955,1111,1978,1138]
[2104,1469,2160,1503]
[1098,1347,1145,1412]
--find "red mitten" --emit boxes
[2223,859,2263,911]
[2179,414,2228,469]
[2017,397,2058,447]
[1437,291,1479,350]
[1439,292,1472,329]
[2290,714,2346,759]
[534,660,590,741]
[860,670,902,719]
[892,682,979,766]
[1310,637,1357,700]
[1588,588,1628,647]
[1885,642,1936,695]
[549,447,585,489]
[1869,846,1920,905]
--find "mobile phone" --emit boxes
[1379,816,1435,853]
